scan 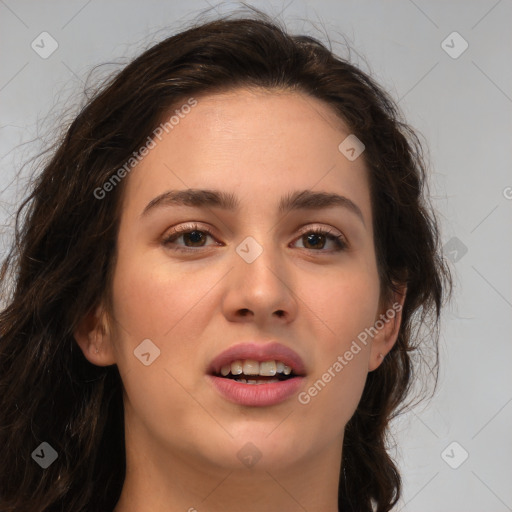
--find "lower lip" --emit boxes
[207,375,304,406]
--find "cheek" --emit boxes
[293,268,379,432]
[108,246,228,386]
[306,265,381,351]
[111,253,217,340]
[107,257,222,447]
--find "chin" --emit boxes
[209,425,308,471]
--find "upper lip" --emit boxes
[208,342,306,376]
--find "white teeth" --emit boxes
[231,361,243,375]
[220,359,295,377]
[259,360,277,376]
[243,359,260,375]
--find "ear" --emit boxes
[74,304,117,366]
[368,285,407,372]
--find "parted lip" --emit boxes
[208,342,306,376]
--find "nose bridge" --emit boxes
[234,233,284,293]
[223,231,297,321]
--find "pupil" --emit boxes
[186,230,205,246]
[305,233,324,249]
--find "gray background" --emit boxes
[1,1,511,510]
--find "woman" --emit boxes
[0,12,451,512]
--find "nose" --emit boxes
[221,239,298,326]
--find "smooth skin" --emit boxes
[75,87,405,512]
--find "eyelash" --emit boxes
[161,223,348,253]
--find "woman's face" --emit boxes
[92,88,398,476]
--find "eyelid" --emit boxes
[163,222,215,238]
[295,223,345,240]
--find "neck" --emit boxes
[113,410,342,512]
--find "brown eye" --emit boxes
[302,232,326,250]
[162,223,219,251]
[293,228,347,252]
[180,230,208,247]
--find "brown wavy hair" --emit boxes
[0,9,451,512]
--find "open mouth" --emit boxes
[207,342,306,406]
[212,359,298,384]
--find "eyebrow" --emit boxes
[141,188,365,225]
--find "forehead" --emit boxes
[121,88,372,224]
